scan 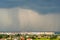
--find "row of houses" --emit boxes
[0,32,55,35]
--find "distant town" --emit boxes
[0,32,55,35]
[0,32,60,40]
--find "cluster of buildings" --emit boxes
[0,32,55,35]
[0,32,60,40]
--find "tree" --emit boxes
[0,34,3,39]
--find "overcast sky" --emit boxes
[0,0,60,32]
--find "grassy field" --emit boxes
[32,38,48,40]
[33,38,59,40]
[31,37,60,40]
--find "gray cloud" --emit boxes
[0,7,60,32]
[0,8,12,26]
[18,8,60,32]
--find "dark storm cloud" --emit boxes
[0,0,60,14]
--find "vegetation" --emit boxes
[0,34,60,40]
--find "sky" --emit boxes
[0,0,60,32]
